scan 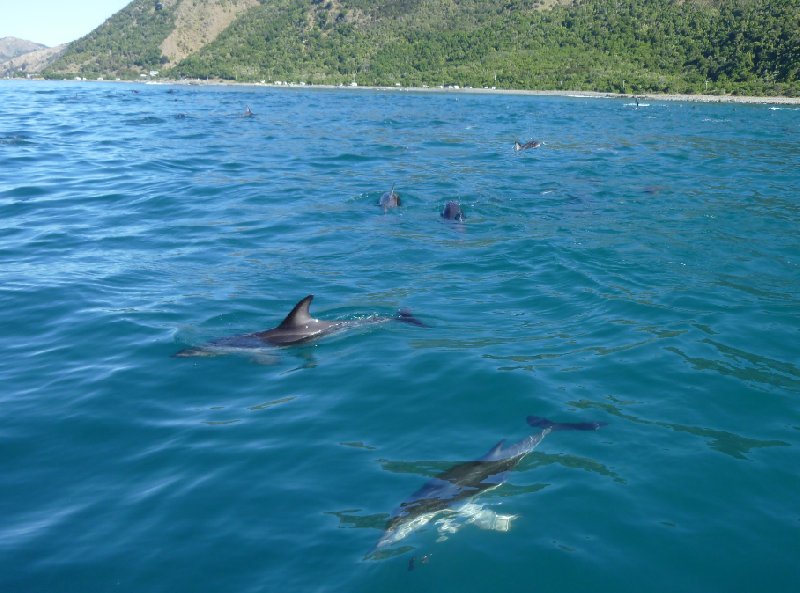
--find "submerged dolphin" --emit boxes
[173,294,425,357]
[374,416,604,552]
[441,201,465,221]
[514,139,541,151]
[378,185,401,211]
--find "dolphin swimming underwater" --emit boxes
[173,294,425,357]
[373,416,604,553]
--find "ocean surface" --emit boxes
[2,80,799,593]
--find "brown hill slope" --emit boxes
[160,0,260,66]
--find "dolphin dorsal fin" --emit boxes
[484,439,506,460]
[278,295,315,328]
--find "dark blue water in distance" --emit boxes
[2,80,799,593]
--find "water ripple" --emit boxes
[1,81,798,593]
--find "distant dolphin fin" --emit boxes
[395,309,428,327]
[278,295,315,329]
[526,416,606,431]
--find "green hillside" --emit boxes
[45,0,800,96]
[46,0,177,78]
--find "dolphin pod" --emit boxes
[376,138,549,218]
[372,416,605,554]
[171,134,607,564]
[173,294,425,357]
[377,190,467,222]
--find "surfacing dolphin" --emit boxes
[514,138,541,151]
[441,201,465,222]
[372,416,604,554]
[173,294,426,357]
[378,185,401,211]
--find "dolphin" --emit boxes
[373,416,604,553]
[378,185,401,211]
[173,294,425,357]
[514,139,541,151]
[441,201,465,221]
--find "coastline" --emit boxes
[8,77,800,104]
[159,80,800,105]
[169,79,800,104]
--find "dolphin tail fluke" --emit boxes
[526,415,605,431]
[395,309,428,328]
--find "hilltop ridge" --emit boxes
[0,36,46,61]
[0,36,62,78]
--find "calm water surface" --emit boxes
[1,81,799,592]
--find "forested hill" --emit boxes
[44,0,259,79]
[45,0,800,96]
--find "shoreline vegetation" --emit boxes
[9,77,800,105]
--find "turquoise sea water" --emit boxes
[2,80,799,592]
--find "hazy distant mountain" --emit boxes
[2,44,67,77]
[0,36,47,61]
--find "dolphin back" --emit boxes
[395,309,428,327]
[526,416,606,431]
